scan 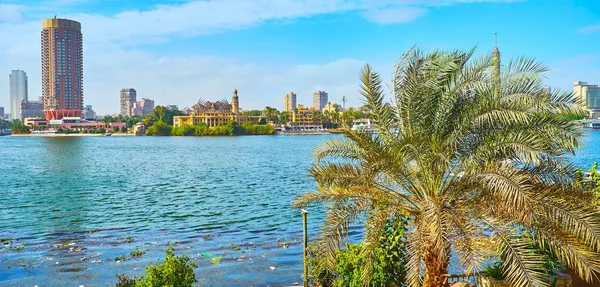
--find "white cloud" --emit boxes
[361,7,427,24]
[578,24,600,34]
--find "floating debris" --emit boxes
[121,236,134,243]
[210,256,222,264]
[269,266,276,270]
[130,248,145,257]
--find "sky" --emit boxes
[0,0,599,115]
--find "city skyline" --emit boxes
[1,0,600,115]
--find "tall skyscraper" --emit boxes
[283,92,296,112]
[120,88,137,116]
[41,17,83,120]
[9,70,28,120]
[313,91,328,110]
[0,107,4,120]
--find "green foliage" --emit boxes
[98,127,107,134]
[171,121,274,136]
[115,247,197,287]
[171,125,196,136]
[10,120,29,134]
[131,248,146,257]
[147,121,172,136]
[307,217,408,287]
[258,118,267,125]
[242,110,261,116]
[113,126,119,132]
[482,262,504,280]
[121,126,128,133]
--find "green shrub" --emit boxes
[308,216,408,287]
[115,247,197,287]
[146,120,172,136]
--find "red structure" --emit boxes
[41,17,83,120]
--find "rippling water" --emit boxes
[0,132,598,286]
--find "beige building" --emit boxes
[292,104,322,126]
[173,89,259,127]
[283,92,296,112]
[574,81,600,118]
[322,102,342,113]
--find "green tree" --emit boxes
[121,126,128,133]
[294,48,598,287]
[279,111,291,124]
[98,127,106,134]
[10,120,29,134]
[147,120,172,136]
[113,126,119,133]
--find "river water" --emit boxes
[0,132,598,286]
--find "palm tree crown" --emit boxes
[294,47,600,287]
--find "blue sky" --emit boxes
[1,0,599,115]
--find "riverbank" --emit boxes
[11,133,136,137]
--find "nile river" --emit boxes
[0,132,599,286]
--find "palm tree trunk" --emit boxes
[422,244,450,287]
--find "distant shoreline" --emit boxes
[10,133,135,137]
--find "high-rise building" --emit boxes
[120,88,137,116]
[132,98,155,116]
[283,92,297,112]
[20,100,44,120]
[10,70,28,120]
[83,105,97,120]
[0,107,4,120]
[41,17,83,120]
[574,81,600,118]
[313,91,328,110]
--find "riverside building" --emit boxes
[41,17,84,120]
[173,89,260,127]
[20,101,44,120]
[574,81,600,118]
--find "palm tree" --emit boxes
[293,47,600,287]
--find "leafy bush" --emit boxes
[307,216,408,287]
[146,120,172,136]
[121,126,128,133]
[99,127,106,134]
[115,247,197,287]
[482,262,504,280]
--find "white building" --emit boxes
[10,70,28,120]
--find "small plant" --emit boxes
[130,248,145,257]
[115,255,127,262]
[226,243,241,251]
[121,236,134,243]
[115,247,197,287]
[15,243,26,251]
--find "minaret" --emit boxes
[492,33,501,95]
[232,88,239,114]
